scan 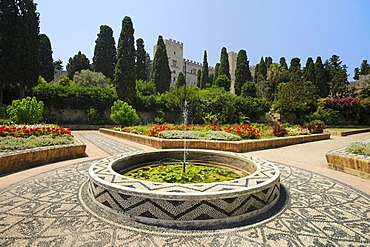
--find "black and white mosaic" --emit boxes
[0,133,369,246]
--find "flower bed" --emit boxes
[0,125,72,138]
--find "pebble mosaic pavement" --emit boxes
[0,133,369,246]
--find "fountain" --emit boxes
[88,149,280,227]
[88,84,281,227]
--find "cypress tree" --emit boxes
[218,47,230,78]
[279,57,288,70]
[353,68,360,80]
[303,57,315,82]
[200,50,209,89]
[114,16,136,103]
[265,56,273,69]
[66,51,90,79]
[152,35,171,93]
[314,56,329,98]
[92,25,116,79]
[0,0,20,104]
[289,57,301,82]
[176,72,185,87]
[196,69,202,87]
[257,57,267,81]
[235,49,251,95]
[136,38,148,81]
[214,63,220,83]
[18,0,40,98]
[254,64,260,82]
[360,60,370,75]
[38,34,54,82]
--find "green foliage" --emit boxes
[39,34,54,82]
[314,56,329,98]
[33,83,118,111]
[152,35,171,93]
[56,75,74,86]
[110,100,139,126]
[303,57,315,83]
[289,57,302,82]
[7,97,44,124]
[73,69,108,87]
[235,49,252,95]
[279,57,288,70]
[196,69,202,87]
[305,120,325,134]
[346,142,370,156]
[241,81,257,98]
[0,0,40,100]
[326,55,349,98]
[92,25,116,79]
[87,108,102,125]
[176,72,186,88]
[125,163,240,184]
[215,75,231,91]
[218,47,230,78]
[200,50,209,89]
[234,96,271,122]
[66,51,90,79]
[202,112,220,125]
[114,16,136,103]
[0,135,73,152]
[256,57,267,82]
[214,63,220,84]
[307,106,340,125]
[158,130,241,141]
[359,59,370,75]
[136,38,148,81]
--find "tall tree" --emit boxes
[196,69,202,87]
[258,57,267,81]
[265,56,273,69]
[326,55,348,98]
[176,72,185,87]
[314,56,329,97]
[214,63,220,83]
[145,52,152,80]
[360,59,370,75]
[279,57,288,70]
[0,0,20,104]
[267,63,284,101]
[303,57,315,82]
[53,59,63,71]
[152,35,171,93]
[289,57,301,82]
[354,67,360,80]
[218,47,230,78]
[136,38,148,81]
[200,50,208,89]
[92,25,116,79]
[66,51,90,79]
[38,34,54,82]
[114,16,136,102]
[234,49,251,95]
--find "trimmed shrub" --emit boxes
[346,142,370,156]
[7,97,44,124]
[110,100,139,126]
[273,124,288,137]
[305,120,325,134]
[87,108,101,125]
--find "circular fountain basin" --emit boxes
[88,149,280,227]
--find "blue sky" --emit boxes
[35,0,370,80]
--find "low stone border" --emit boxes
[0,136,86,176]
[88,150,281,227]
[326,140,370,179]
[325,128,370,136]
[100,128,331,153]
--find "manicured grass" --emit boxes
[326,128,367,132]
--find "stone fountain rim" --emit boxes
[88,149,280,200]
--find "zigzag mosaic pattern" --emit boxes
[88,152,281,222]
[89,180,280,221]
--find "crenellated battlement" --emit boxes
[166,38,183,47]
[184,59,201,66]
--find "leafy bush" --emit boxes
[87,108,101,125]
[110,100,139,126]
[7,97,44,124]
[0,135,74,152]
[321,97,362,125]
[0,105,8,118]
[158,130,242,141]
[73,69,108,87]
[305,120,325,134]
[345,142,370,156]
[308,106,340,125]
[214,75,231,91]
[272,124,288,137]
[33,83,118,112]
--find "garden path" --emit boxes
[0,131,369,246]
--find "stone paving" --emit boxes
[0,132,369,246]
